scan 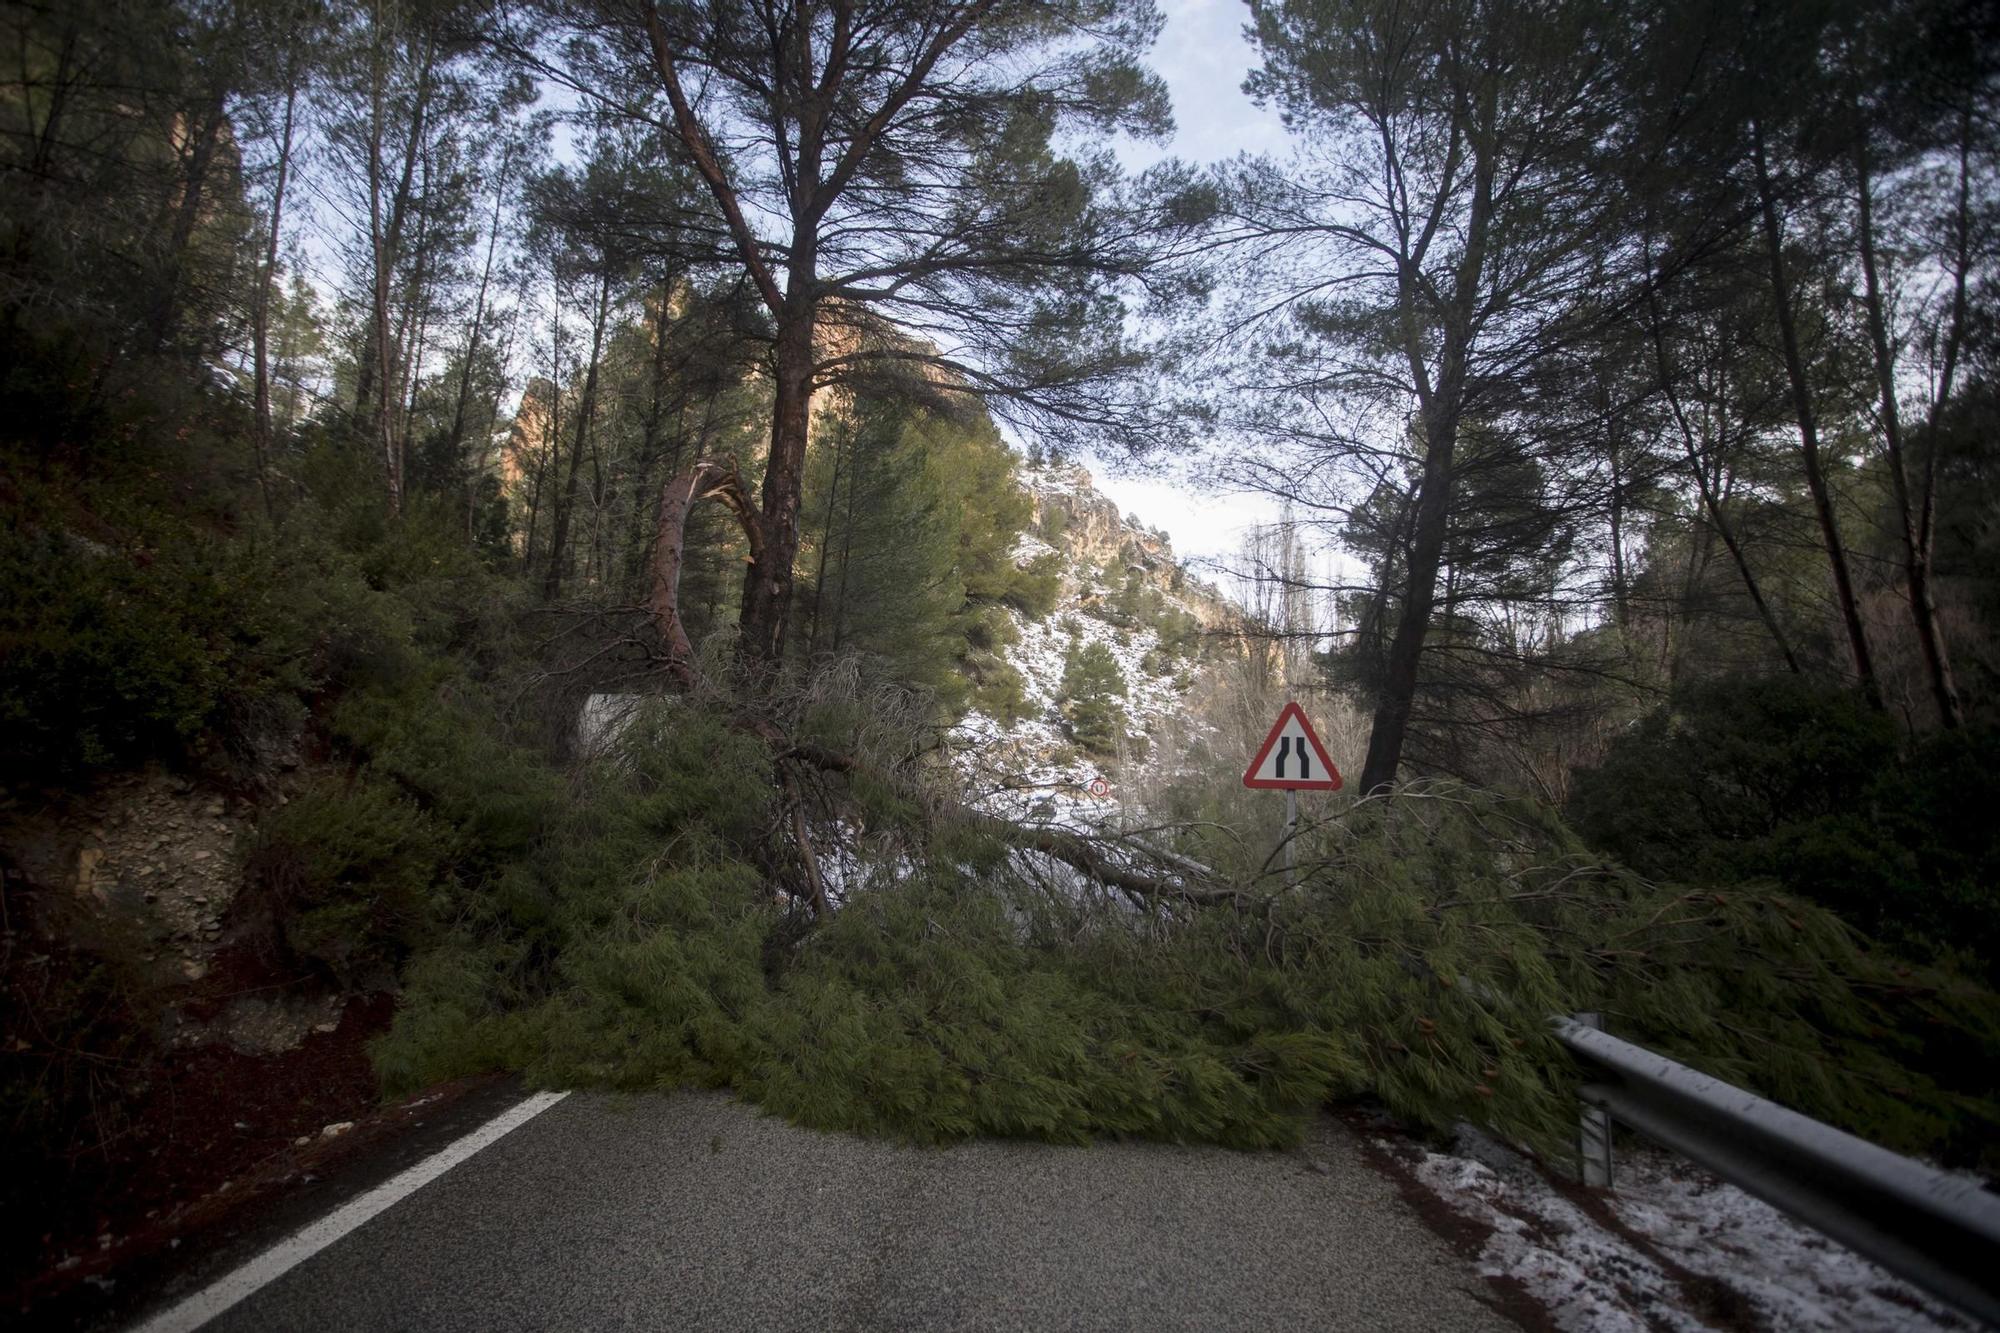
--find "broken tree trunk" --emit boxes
[649,460,1240,911]
[649,459,764,683]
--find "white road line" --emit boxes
[130,1090,571,1333]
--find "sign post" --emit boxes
[1242,701,1343,883]
[1285,788,1298,879]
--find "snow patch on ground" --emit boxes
[1010,531,1059,564]
[948,561,1215,829]
[1397,1127,1972,1332]
[1601,1151,1975,1332]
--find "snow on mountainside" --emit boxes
[949,457,1244,825]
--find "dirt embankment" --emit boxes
[1,761,399,1318]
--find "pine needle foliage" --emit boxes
[373,696,1999,1166]
[1060,639,1128,757]
[1247,786,1999,1161]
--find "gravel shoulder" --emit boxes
[200,1089,1516,1332]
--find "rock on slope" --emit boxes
[951,457,1243,823]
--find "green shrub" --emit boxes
[1060,641,1128,756]
[1037,504,1069,545]
[0,904,165,1289]
[0,482,417,782]
[331,683,567,866]
[0,525,231,771]
[1112,571,1164,629]
[239,776,454,986]
[1001,552,1063,619]
[961,602,1021,654]
[1568,674,2000,981]
[1155,607,1202,659]
[962,651,1029,723]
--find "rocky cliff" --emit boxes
[952,458,1245,820]
[1021,461,1238,631]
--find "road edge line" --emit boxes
[129,1090,571,1333]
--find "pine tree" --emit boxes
[1062,641,1128,756]
[794,395,1048,711]
[1234,0,1630,790]
[526,0,1202,673]
[796,400,963,696]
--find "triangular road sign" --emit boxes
[1243,701,1343,790]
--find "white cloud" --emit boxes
[1116,0,1290,172]
[1080,464,1278,569]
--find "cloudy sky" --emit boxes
[1120,0,1290,170]
[1066,0,1305,577]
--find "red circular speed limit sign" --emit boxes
[1087,778,1110,798]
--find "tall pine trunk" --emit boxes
[1640,251,1801,674]
[1856,137,1962,727]
[1359,354,1467,793]
[450,143,514,535]
[739,265,816,668]
[146,86,228,356]
[353,35,435,444]
[391,161,433,484]
[1750,118,1879,706]
[522,295,564,576]
[251,79,298,519]
[1358,84,1497,794]
[544,273,612,601]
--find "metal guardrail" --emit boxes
[1552,1014,2000,1326]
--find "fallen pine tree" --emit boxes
[305,466,1999,1161]
[354,676,1999,1168]
[642,457,1240,917]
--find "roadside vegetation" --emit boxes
[377,703,1999,1162]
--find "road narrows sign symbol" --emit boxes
[1242,702,1343,790]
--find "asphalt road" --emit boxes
[170,1090,1511,1332]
